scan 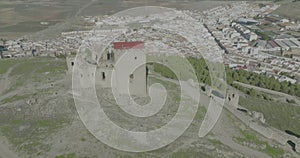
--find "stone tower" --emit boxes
[66,41,147,97]
[95,41,147,96]
[66,56,75,74]
[225,89,239,109]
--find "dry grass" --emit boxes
[239,96,300,134]
[272,1,300,20]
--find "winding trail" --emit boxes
[75,0,97,17]
[0,63,20,95]
[233,81,300,105]
[0,64,20,158]
[212,111,271,158]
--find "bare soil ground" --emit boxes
[272,0,300,20]
[0,0,241,39]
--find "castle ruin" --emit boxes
[67,41,147,97]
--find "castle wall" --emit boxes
[296,144,300,153]
[67,44,147,97]
[129,64,147,96]
[95,68,113,88]
[225,89,239,109]
[66,56,75,74]
[113,49,147,96]
[225,90,300,153]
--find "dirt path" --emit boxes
[212,111,271,158]
[152,75,271,157]
[0,64,20,95]
[75,0,96,17]
[0,75,66,108]
[0,64,21,158]
[233,81,300,105]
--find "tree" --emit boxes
[280,81,289,94]
[288,88,295,96]
[248,88,257,97]
[0,38,7,46]
[272,82,281,91]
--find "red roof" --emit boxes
[268,41,280,48]
[113,41,144,50]
[274,69,279,74]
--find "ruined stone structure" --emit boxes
[97,42,146,96]
[67,41,147,96]
[225,89,240,109]
[66,56,75,74]
[224,89,300,153]
[251,111,266,124]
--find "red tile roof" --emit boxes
[269,40,280,48]
[113,41,144,50]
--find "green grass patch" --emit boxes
[37,120,59,128]
[170,149,212,158]
[235,129,264,145]
[1,94,31,103]
[0,117,69,154]
[0,59,19,75]
[4,57,67,93]
[10,119,25,125]
[10,60,45,76]
[254,30,271,40]
[55,153,76,158]
[35,60,67,74]
[148,76,179,91]
[208,138,222,145]
[153,63,178,80]
[194,106,207,121]
[235,128,285,157]
[151,56,212,85]
[153,56,300,98]
[9,57,66,76]
[239,97,300,134]
[272,1,300,20]
[265,144,284,158]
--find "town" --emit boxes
[1,2,300,86]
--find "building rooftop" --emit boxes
[113,41,145,50]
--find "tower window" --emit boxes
[102,72,106,80]
[71,62,74,66]
[130,74,134,79]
